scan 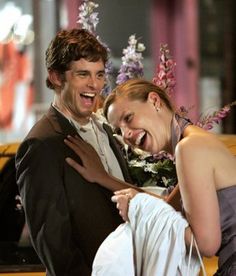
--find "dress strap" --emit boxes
[171,113,192,152]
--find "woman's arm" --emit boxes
[175,135,222,257]
[64,136,143,192]
[65,136,166,198]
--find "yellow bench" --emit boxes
[0,142,20,170]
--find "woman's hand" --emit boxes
[111,188,139,221]
[65,135,108,184]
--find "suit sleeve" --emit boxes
[16,138,91,276]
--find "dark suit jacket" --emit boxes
[15,106,132,276]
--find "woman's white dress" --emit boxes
[92,193,201,276]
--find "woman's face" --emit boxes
[107,93,168,154]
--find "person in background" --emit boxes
[65,78,236,276]
[15,28,136,276]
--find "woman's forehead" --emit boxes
[107,100,124,124]
[108,97,132,111]
[107,97,144,123]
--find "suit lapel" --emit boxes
[46,105,78,137]
[46,106,131,183]
[103,123,132,183]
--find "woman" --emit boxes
[65,79,236,275]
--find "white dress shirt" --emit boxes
[53,104,125,181]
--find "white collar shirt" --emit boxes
[53,105,124,181]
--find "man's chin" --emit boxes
[80,108,94,118]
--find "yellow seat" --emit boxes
[201,256,218,275]
[218,134,236,156]
[0,142,20,170]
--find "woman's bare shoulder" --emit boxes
[176,126,219,154]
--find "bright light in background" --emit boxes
[0,2,21,41]
[14,14,33,43]
[0,1,34,45]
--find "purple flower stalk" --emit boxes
[116,35,145,85]
[152,44,176,97]
[77,0,99,35]
[77,0,113,95]
[152,151,175,162]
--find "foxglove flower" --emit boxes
[196,101,236,130]
[152,44,176,96]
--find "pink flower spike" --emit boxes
[152,43,176,97]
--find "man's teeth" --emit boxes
[135,132,146,146]
[81,93,95,98]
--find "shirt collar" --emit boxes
[52,103,105,133]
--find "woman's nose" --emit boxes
[123,128,132,140]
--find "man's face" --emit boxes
[59,58,106,124]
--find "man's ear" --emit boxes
[48,70,63,88]
[147,92,161,109]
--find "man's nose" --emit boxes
[87,76,98,89]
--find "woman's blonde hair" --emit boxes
[103,79,174,120]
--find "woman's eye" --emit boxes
[124,114,132,123]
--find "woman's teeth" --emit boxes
[135,131,146,146]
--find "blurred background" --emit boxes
[0,0,235,144]
[0,1,235,273]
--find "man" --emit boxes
[15,28,132,276]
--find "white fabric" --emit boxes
[71,113,124,181]
[92,223,135,276]
[92,193,200,276]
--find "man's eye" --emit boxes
[77,72,87,77]
[73,71,88,77]
[97,72,105,79]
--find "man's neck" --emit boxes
[52,99,90,125]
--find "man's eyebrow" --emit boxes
[70,69,87,73]
[97,69,105,73]
[73,69,105,74]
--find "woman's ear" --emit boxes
[147,92,161,110]
[48,70,63,88]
